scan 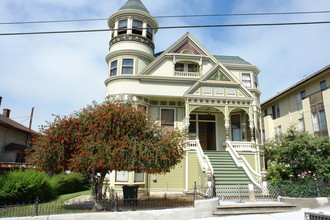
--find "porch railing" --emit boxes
[226,141,262,187]
[187,140,214,176]
[230,141,256,152]
[175,71,201,77]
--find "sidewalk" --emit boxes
[196,205,330,220]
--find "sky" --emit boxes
[0,0,329,131]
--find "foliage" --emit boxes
[0,169,54,204]
[265,127,330,183]
[28,100,186,209]
[50,172,89,195]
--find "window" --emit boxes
[312,112,320,132]
[275,126,282,140]
[118,20,127,35]
[313,110,328,132]
[296,90,306,110]
[227,88,236,95]
[122,59,134,74]
[134,173,144,182]
[272,104,280,119]
[215,87,224,95]
[254,75,258,88]
[264,109,268,117]
[116,171,129,182]
[110,60,117,76]
[161,109,175,131]
[147,24,153,40]
[320,80,327,91]
[242,73,251,88]
[188,63,198,72]
[132,20,143,35]
[189,121,196,133]
[299,118,305,131]
[175,63,184,71]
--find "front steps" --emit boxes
[214,202,299,216]
[204,151,252,185]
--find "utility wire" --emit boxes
[1,10,330,25]
[1,20,330,36]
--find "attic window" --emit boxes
[181,50,193,54]
[132,20,143,35]
[118,20,128,36]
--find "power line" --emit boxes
[1,10,330,25]
[1,20,330,36]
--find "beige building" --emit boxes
[262,65,330,140]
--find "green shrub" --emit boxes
[0,169,54,204]
[50,172,89,195]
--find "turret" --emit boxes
[106,0,158,77]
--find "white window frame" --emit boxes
[121,58,134,75]
[110,60,118,76]
[242,73,252,88]
[160,108,176,128]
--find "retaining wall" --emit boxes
[279,197,330,208]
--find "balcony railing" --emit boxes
[175,71,201,77]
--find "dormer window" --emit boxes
[175,62,200,77]
[118,20,128,35]
[122,59,134,75]
[132,20,143,35]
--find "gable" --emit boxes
[207,70,231,82]
[173,42,201,55]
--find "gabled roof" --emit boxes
[0,114,36,134]
[262,65,330,106]
[119,0,150,13]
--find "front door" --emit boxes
[199,122,216,150]
[231,114,241,141]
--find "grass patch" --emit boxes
[54,189,92,202]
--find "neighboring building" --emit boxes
[104,0,265,194]
[0,103,35,171]
[262,65,330,140]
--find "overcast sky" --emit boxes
[0,0,329,131]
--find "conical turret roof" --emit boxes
[119,0,150,13]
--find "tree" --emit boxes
[265,127,330,183]
[28,101,186,210]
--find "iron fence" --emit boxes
[0,196,194,218]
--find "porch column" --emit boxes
[225,117,230,141]
[184,101,190,129]
[249,119,255,142]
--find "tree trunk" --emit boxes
[91,172,106,211]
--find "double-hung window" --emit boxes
[295,90,306,110]
[161,109,175,132]
[118,20,128,35]
[242,73,252,88]
[175,63,184,71]
[132,20,143,35]
[272,104,280,119]
[122,59,134,75]
[110,60,118,76]
[320,80,327,91]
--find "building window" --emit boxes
[275,126,282,140]
[116,171,129,182]
[320,80,327,91]
[188,63,198,72]
[215,87,224,95]
[161,109,175,131]
[132,20,143,35]
[299,118,305,131]
[134,173,144,182]
[254,75,258,88]
[264,109,268,117]
[122,59,134,74]
[147,24,153,40]
[242,73,251,88]
[175,63,184,71]
[295,90,306,110]
[110,60,117,76]
[227,88,236,96]
[272,104,280,119]
[118,20,128,35]
[203,87,212,94]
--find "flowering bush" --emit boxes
[28,101,186,209]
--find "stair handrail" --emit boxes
[226,140,262,187]
[188,140,214,175]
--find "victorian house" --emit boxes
[105,0,265,194]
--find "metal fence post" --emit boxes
[194,182,197,202]
[34,197,39,216]
[114,193,118,212]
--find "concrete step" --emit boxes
[214,203,299,216]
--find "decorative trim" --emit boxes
[186,98,252,106]
[110,34,155,49]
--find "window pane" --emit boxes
[242,73,251,80]
[133,20,143,28]
[122,67,133,74]
[161,109,175,125]
[203,87,212,94]
[189,121,196,133]
[188,64,198,72]
[320,80,327,91]
[312,112,320,132]
[111,60,117,68]
[118,20,127,28]
[215,87,224,95]
[123,59,133,66]
[175,63,184,71]
[116,171,129,182]
[134,173,144,182]
[319,110,328,131]
[227,88,236,95]
[110,69,117,76]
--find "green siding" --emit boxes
[239,153,256,171]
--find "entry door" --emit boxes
[199,122,216,150]
[231,114,241,141]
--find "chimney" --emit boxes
[3,109,11,118]
[0,96,2,107]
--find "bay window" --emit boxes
[118,20,128,35]
[110,60,117,76]
[122,59,134,75]
[242,73,251,88]
[132,20,143,35]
